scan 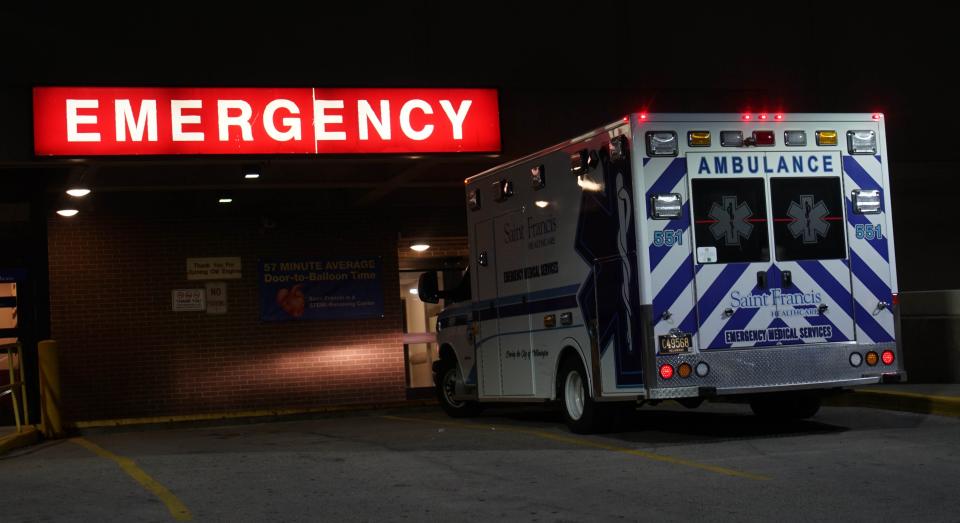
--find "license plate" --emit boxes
[658,333,692,354]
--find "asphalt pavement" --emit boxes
[2,398,959,522]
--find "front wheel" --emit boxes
[558,357,609,434]
[436,359,481,418]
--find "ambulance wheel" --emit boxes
[558,357,609,434]
[436,359,481,418]
[749,392,821,420]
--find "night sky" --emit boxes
[0,3,954,160]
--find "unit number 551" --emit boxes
[855,224,883,240]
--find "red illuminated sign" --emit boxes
[32,87,500,156]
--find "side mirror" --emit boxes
[417,272,441,304]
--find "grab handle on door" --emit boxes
[757,271,767,289]
[782,270,792,287]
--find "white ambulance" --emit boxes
[418,113,903,433]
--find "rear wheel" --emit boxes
[750,392,821,420]
[436,359,481,418]
[558,357,609,434]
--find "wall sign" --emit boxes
[187,257,242,280]
[33,87,500,156]
[205,282,227,315]
[259,258,383,321]
[171,289,205,312]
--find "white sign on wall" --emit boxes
[205,282,227,315]
[187,257,242,280]
[172,289,205,312]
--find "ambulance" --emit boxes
[417,113,903,433]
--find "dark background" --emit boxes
[0,2,955,290]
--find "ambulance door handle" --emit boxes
[757,271,767,289]
[478,250,489,267]
[782,271,792,287]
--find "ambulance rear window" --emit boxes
[692,178,770,264]
[770,177,847,261]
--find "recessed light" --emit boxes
[244,173,260,179]
[218,198,233,204]
[66,188,91,197]
[535,200,549,208]
[410,244,430,252]
[56,209,79,217]
[409,288,419,295]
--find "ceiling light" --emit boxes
[66,188,91,197]
[56,209,79,217]
[535,200,549,208]
[218,198,233,204]
[409,288,419,295]
[410,244,430,252]
[244,173,260,179]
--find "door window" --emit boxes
[770,177,846,261]
[692,178,770,264]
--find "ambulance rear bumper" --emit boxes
[648,342,904,399]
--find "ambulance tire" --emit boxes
[749,393,821,420]
[436,359,481,418]
[558,357,610,434]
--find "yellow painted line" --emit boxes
[71,400,436,429]
[383,415,770,481]
[852,388,960,404]
[71,438,192,521]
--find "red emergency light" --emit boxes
[881,351,895,365]
[742,114,752,121]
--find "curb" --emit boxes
[0,426,41,455]
[826,389,960,418]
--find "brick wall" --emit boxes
[47,211,406,421]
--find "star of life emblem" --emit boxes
[787,194,830,244]
[708,195,753,246]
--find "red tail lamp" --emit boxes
[659,364,674,379]
[881,350,895,365]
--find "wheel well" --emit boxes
[555,346,588,399]
[439,344,457,364]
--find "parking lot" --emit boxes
[3,402,959,522]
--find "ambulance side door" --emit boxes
[474,219,502,396]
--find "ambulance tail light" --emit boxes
[677,362,692,378]
[892,293,900,306]
[882,350,895,365]
[852,189,882,214]
[659,364,674,380]
[865,351,879,366]
[847,130,877,154]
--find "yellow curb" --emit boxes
[0,425,41,454]
[826,389,960,418]
[70,399,437,429]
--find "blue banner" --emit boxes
[259,258,384,321]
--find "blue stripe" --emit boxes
[643,157,651,166]
[652,254,694,320]
[849,251,891,304]
[708,294,762,348]
[440,283,582,320]
[852,301,894,343]
[649,202,691,271]
[795,260,854,316]
[645,158,686,201]
[682,263,750,336]
[846,198,890,261]
[843,156,882,193]
[798,260,892,342]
